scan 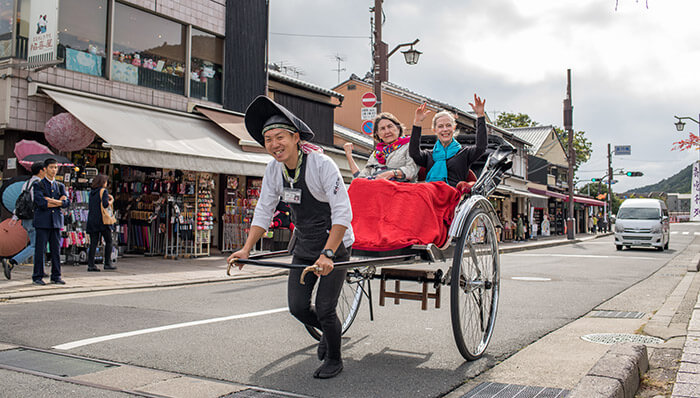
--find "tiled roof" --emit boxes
[506,125,559,154]
[268,69,344,99]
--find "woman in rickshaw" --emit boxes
[343,112,418,182]
[409,94,488,186]
[228,96,353,379]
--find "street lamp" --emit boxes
[372,0,421,113]
[673,114,700,162]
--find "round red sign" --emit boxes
[361,92,377,108]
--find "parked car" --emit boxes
[614,198,670,251]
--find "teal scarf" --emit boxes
[425,139,461,183]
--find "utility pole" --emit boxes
[564,69,575,239]
[607,143,613,225]
[372,0,387,114]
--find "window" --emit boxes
[58,0,107,77]
[190,28,223,103]
[0,0,12,58]
[113,2,185,95]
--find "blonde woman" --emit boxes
[409,94,487,186]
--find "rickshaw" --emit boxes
[229,134,515,361]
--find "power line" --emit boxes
[270,32,369,39]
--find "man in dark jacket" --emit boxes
[32,158,70,285]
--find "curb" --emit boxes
[500,232,612,254]
[568,343,649,398]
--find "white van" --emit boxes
[614,198,670,251]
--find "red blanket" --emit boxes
[348,179,461,251]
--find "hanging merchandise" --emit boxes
[194,173,214,256]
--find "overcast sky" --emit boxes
[268,0,700,192]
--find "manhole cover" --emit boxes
[581,333,664,345]
[589,310,645,319]
[0,348,117,377]
[461,382,569,398]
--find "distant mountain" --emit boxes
[626,163,692,194]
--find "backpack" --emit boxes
[14,184,35,220]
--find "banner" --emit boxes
[692,161,700,221]
[27,0,58,64]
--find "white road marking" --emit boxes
[53,307,288,350]
[506,253,657,260]
[682,232,690,235]
[511,276,551,281]
[671,231,679,235]
[696,232,700,236]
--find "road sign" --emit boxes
[361,107,377,121]
[361,120,374,135]
[614,145,631,155]
[361,92,377,108]
[610,180,618,184]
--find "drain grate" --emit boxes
[461,382,569,398]
[0,348,117,377]
[589,310,645,319]
[581,333,664,345]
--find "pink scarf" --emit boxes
[375,136,410,165]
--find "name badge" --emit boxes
[282,187,302,204]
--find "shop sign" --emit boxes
[692,161,700,221]
[27,0,58,64]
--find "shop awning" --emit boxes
[528,187,569,200]
[573,195,606,206]
[194,105,265,153]
[497,185,548,199]
[41,89,273,176]
[526,187,607,206]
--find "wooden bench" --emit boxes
[378,268,441,311]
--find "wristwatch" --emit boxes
[321,249,335,259]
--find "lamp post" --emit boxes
[673,113,700,221]
[372,0,421,113]
[563,69,575,239]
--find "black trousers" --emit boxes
[88,229,113,268]
[288,254,349,361]
[33,227,61,282]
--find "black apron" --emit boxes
[283,154,348,261]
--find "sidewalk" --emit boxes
[0,232,607,301]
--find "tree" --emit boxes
[554,127,593,173]
[580,182,623,214]
[495,112,593,173]
[494,112,538,129]
[672,133,699,152]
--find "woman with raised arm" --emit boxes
[343,112,418,182]
[409,94,488,186]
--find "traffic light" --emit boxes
[591,178,601,182]
[625,171,643,177]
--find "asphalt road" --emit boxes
[0,224,698,398]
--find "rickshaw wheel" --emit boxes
[450,208,500,360]
[305,268,367,340]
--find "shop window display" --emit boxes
[57,0,107,77]
[190,29,223,104]
[0,0,12,58]
[113,2,186,95]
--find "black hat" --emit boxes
[244,96,314,147]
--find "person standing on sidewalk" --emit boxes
[228,96,354,380]
[86,174,116,272]
[516,214,525,241]
[31,158,70,285]
[2,161,45,280]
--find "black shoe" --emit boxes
[33,279,46,286]
[2,258,11,280]
[103,265,117,271]
[50,279,66,285]
[317,335,327,361]
[313,358,343,379]
[87,267,101,272]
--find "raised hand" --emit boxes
[414,102,431,125]
[343,142,354,154]
[468,94,486,118]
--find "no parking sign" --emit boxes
[361,120,374,135]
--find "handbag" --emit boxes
[100,188,117,225]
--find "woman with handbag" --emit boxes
[86,174,116,271]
